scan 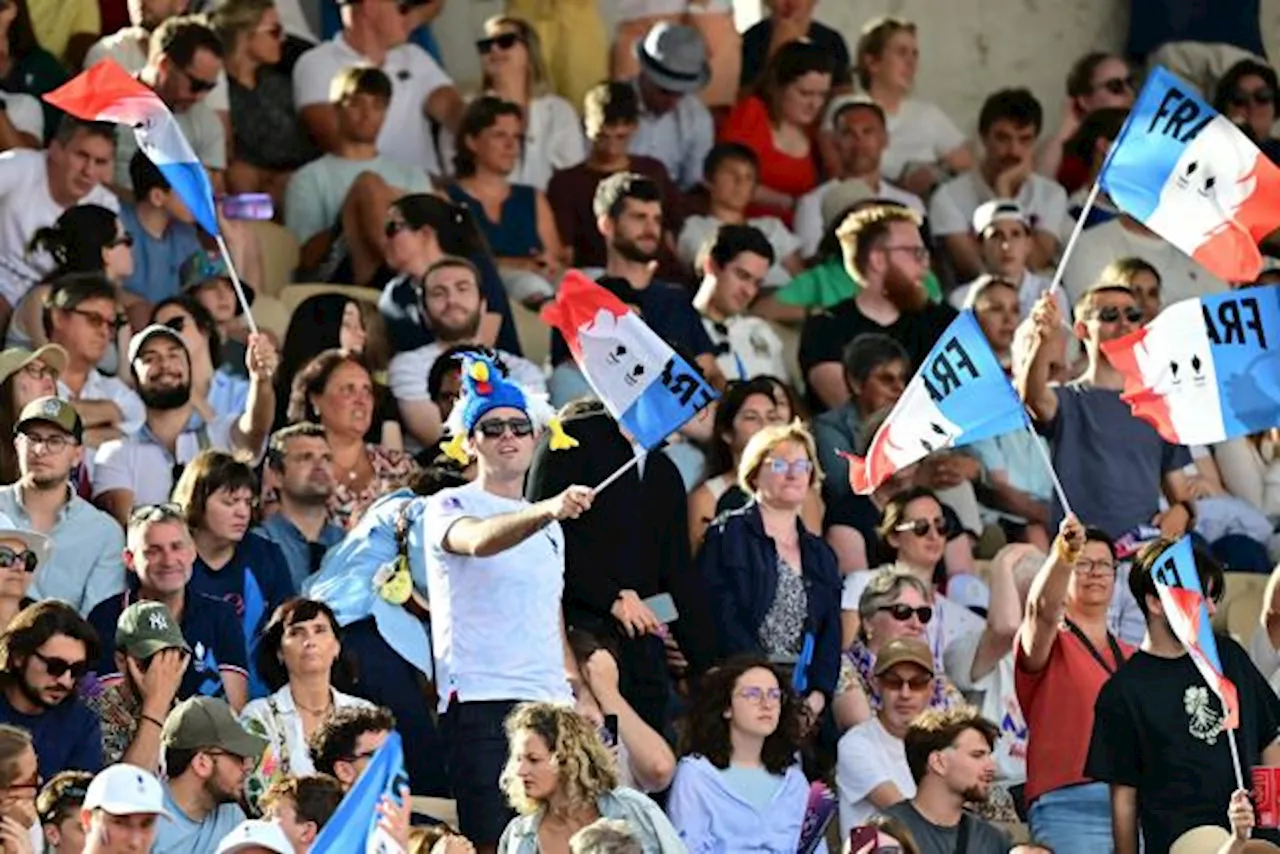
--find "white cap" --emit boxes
[972,199,1030,236]
[83,764,169,818]
[216,819,294,854]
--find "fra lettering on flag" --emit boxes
[43,59,222,237]
[1150,536,1240,729]
[1101,284,1280,445]
[840,311,1029,494]
[541,271,718,449]
[1100,66,1280,283]
[310,730,409,854]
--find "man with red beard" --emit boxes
[800,204,955,412]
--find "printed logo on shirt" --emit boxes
[442,495,463,512]
[1185,684,1225,744]
[192,641,224,697]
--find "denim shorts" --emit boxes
[1027,781,1114,854]
[442,700,519,845]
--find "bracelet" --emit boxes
[140,713,165,729]
[1053,538,1081,565]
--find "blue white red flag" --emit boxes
[1100,66,1280,283]
[310,730,409,853]
[841,311,1028,494]
[1149,536,1239,729]
[1100,285,1280,444]
[541,271,718,449]
[43,60,221,236]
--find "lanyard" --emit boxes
[1063,617,1126,675]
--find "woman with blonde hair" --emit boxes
[697,421,843,721]
[496,703,682,854]
[0,724,41,852]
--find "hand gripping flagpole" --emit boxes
[213,233,258,337]
[592,450,647,493]
[1047,179,1102,296]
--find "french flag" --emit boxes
[1100,66,1280,284]
[43,60,221,237]
[841,311,1029,494]
[541,271,718,450]
[1100,285,1280,445]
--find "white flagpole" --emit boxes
[213,233,258,337]
[1047,179,1103,296]
[592,451,646,494]
[1227,727,1247,791]
[1026,422,1073,516]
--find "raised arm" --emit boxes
[1017,291,1065,424]
[1018,513,1083,672]
[443,486,593,558]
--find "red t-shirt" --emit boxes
[717,95,818,227]
[1014,622,1134,804]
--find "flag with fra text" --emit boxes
[310,731,408,854]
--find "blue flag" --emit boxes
[310,731,409,854]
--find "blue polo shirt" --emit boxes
[549,278,714,367]
[119,203,203,305]
[0,688,101,779]
[256,514,345,591]
[86,588,248,702]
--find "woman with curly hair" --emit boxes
[496,703,683,854]
[667,656,812,853]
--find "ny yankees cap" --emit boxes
[116,601,191,660]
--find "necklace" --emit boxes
[293,693,333,717]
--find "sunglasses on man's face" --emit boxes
[1095,305,1144,324]
[1231,88,1275,108]
[0,546,35,573]
[106,233,135,249]
[475,417,534,439]
[32,651,88,680]
[477,32,521,54]
[180,66,218,94]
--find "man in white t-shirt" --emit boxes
[795,96,924,259]
[292,0,462,177]
[0,117,118,332]
[837,637,931,837]
[930,88,1067,282]
[424,351,591,849]
[388,256,542,449]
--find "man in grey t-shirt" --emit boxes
[878,707,1010,854]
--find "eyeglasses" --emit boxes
[1074,557,1115,575]
[179,65,218,94]
[1095,75,1135,96]
[31,651,88,681]
[5,774,41,796]
[475,417,534,438]
[106,233,134,249]
[18,432,73,454]
[1230,88,1275,108]
[477,32,521,54]
[880,245,930,263]
[18,362,55,381]
[736,686,783,705]
[765,457,813,477]
[0,546,36,574]
[894,517,948,537]
[1095,305,1144,324]
[68,308,123,333]
[876,603,933,624]
[877,672,933,691]
[384,220,412,238]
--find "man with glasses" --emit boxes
[308,705,396,791]
[152,696,267,854]
[0,600,103,778]
[0,396,124,615]
[1038,52,1135,193]
[86,503,249,712]
[36,769,92,854]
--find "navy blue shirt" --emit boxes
[87,589,249,702]
[740,18,851,88]
[378,253,522,356]
[190,534,296,699]
[549,278,715,367]
[1126,0,1264,62]
[0,687,101,779]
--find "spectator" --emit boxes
[308,705,395,791]
[177,250,256,381]
[1214,59,1280,164]
[389,257,542,450]
[496,702,683,854]
[793,96,926,260]
[215,819,296,853]
[113,17,227,195]
[881,707,1010,854]
[667,657,811,851]
[85,600,191,770]
[930,88,1067,282]
[1100,256,1162,325]
[291,0,462,176]
[257,424,345,589]
[152,696,267,854]
[739,0,850,90]
[92,324,276,525]
[962,276,1021,372]
[569,818,641,854]
[87,503,249,710]
[282,349,418,530]
[78,763,169,854]
[720,40,833,226]
[854,17,971,196]
[629,22,714,192]
[679,146,803,288]
[24,0,97,69]
[0,344,64,485]
[0,0,63,148]
[171,449,296,699]
[213,0,318,204]
[447,97,563,308]
[0,600,102,779]
[151,295,250,423]
[0,723,39,851]
[1015,516,1128,854]
[546,81,683,273]
[836,637,932,836]
[37,769,92,854]
[800,204,955,412]
[0,396,125,614]
[1060,107,1128,231]
[0,116,118,344]
[698,422,841,711]
[258,774,344,854]
[284,67,431,287]
[1037,52,1134,192]
[946,200,1059,319]
[239,598,372,809]
[119,153,205,312]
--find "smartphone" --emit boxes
[220,193,274,221]
[602,714,619,748]
[642,592,679,624]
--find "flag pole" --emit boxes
[1026,423,1073,516]
[592,450,646,494]
[1227,727,1246,790]
[1047,179,1102,296]
[213,233,258,337]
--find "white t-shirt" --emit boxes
[439,94,585,191]
[841,567,985,665]
[293,35,452,176]
[0,92,44,142]
[793,178,924,259]
[84,28,231,113]
[836,716,915,838]
[389,343,546,403]
[424,481,573,712]
[942,633,1027,785]
[700,314,790,384]
[1058,216,1229,307]
[677,214,799,288]
[58,371,145,437]
[0,150,119,308]
[284,153,430,243]
[881,98,966,183]
[929,171,1068,242]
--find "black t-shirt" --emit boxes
[549,278,714,367]
[1085,636,1280,854]
[739,19,852,89]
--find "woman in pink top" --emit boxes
[1014,515,1132,854]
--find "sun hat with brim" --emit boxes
[1170,825,1232,854]
[0,344,68,386]
[636,22,710,94]
[178,250,255,314]
[0,510,52,570]
[83,764,170,818]
[215,820,294,854]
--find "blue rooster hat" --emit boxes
[442,352,577,463]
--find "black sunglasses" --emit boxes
[384,220,413,238]
[1096,75,1135,96]
[1096,305,1144,324]
[477,32,521,54]
[32,651,88,680]
[1231,88,1275,108]
[179,66,218,94]
[894,517,948,537]
[877,603,934,624]
[0,546,36,573]
[475,417,534,438]
[107,233,134,249]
